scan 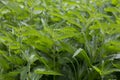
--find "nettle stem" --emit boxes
[52,46,56,80]
[101,76,104,80]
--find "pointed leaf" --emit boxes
[35,68,62,75]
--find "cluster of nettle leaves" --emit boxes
[0,0,120,80]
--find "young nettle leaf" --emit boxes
[93,66,120,76]
[116,18,120,24]
[59,41,74,54]
[55,27,78,40]
[112,0,119,5]
[73,48,91,66]
[2,1,23,15]
[34,68,62,75]
[39,57,49,69]
[50,12,82,28]
[20,66,30,80]
[29,72,42,80]
[92,66,102,75]
[0,71,19,80]
[104,7,118,12]
[0,57,10,70]
[17,0,24,2]
[29,54,38,64]
[113,62,120,69]
[73,48,83,58]
[102,69,120,76]
[104,40,120,52]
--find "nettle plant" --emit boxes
[0,0,120,80]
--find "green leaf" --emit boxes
[112,0,119,5]
[0,57,10,70]
[104,40,120,52]
[34,68,62,75]
[73,48,83,58]
[29,54,38,64]
[113,63,120,69]
[104,7,118,12]
[93,66,120,76]
[92,66,102,75]
[102,69,120,76]
[73,48,91,66]
[17,0,24,2]
[29,72,42,80]
[39,57,49,69]
[20,67,29,80]
[55,27,78,40]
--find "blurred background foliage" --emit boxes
[0,0,120,80]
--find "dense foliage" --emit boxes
[0,0,120,80]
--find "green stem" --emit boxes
[52,47,56,80]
